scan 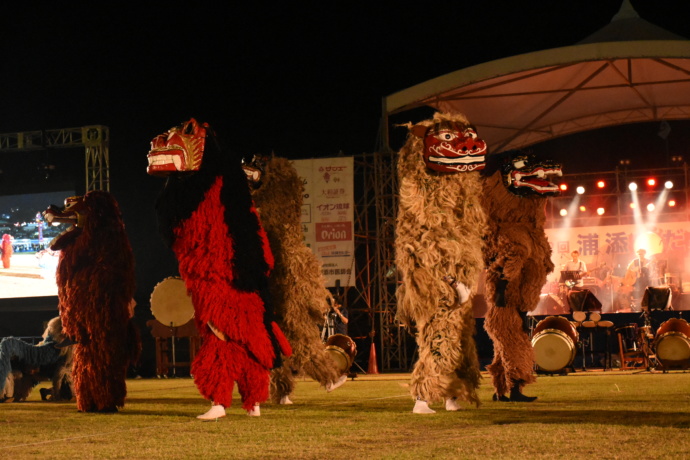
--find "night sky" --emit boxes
[2,1,689,300]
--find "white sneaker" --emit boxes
[445,397,462,411]
[279,395,293,405]
[247,404,261,416]
[326,374,348,392]
[197,404,226,421]
[412,399,436,414]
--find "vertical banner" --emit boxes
[293,157,355,287]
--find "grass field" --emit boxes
[2,371,689,459]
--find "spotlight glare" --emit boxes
[579,205,586,212]
[596,180,606,188]
[647,178,656,186]
[647,203,655,212]
[668,199,676,207]
[596,207,605,216]
[576,186,585,195]
[559,208,568,217]
[559,183,568,191]
[665,180,674,189]
[628,182,638,191]
[629,202,636,209]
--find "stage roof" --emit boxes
[384,1,690,153]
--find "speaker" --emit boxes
[642,286,672,310]
[567,289,602,312]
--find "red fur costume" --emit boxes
[480,151,561,401]
[44,191,139,412]
[147,119,291,413]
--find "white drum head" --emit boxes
[532,330,575,372]
[150,277,194,327]
[656,333,690,363]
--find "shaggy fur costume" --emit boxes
[151,124,291,411]
[395,112,487,406]
[480,153,557,398]
[248,155,342,403]
[50,191,140,412]
[0,317,73,403]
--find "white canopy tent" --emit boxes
[383,1,690,153]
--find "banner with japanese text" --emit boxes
[293,157,355,287]
[545,221,690,285]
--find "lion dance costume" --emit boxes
[244,155,344,404]
[395,112,487,414]
[147,119,291,419]
[43,191,140,412]
[480,151,561,402]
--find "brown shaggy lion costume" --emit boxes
[44,191,140,412]
[480,151,561,401]
[395,112,488,413]
[245,155,343,403]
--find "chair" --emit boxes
[616,325,648,370]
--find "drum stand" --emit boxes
[169,322,178,378]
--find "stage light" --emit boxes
[668,199,676,207]
[647,178,656,187]
[619,159,631,166]
[559,209,568,217]
[647,203,655,212]
[576,186,585,195]
[629,202,636,209]
[628,182,638,191]
[665,180,674,189]
[559,183,568,191]
[579,205,586,212]
[596,207,605,215]
[596,180,606,189]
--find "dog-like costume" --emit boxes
[244,155,344,404]
[480,151,561,402]
[43,191,139,412]
[0,317,73,402]
[147,119,291,419]
[395,112,487,414]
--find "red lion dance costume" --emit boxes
[43,191,139,412]
[480,151,561,402]
[147,119,291,419]
[396,112,487,414]
[244,155,345,404]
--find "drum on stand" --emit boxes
[150,277,195,377]
[325,334,357,374]
[616,324,639,351]
[654,318,690,369]
[531,316,579,372]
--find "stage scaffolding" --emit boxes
[0,126,110,193]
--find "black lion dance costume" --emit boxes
[243,155,345,405]
[480,151,561,402]
[43,191,140,412]
[147,119,291,420]
[396,112,487,414]
[0,317,73,403]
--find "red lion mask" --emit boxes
[147,118,209,176]
[411,120,487,173]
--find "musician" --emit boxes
[330,302,349,336]
[627,248,653,300]
[563,250,587,287]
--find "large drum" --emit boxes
[654,318,690,369]
[150,277,195,327]
[325,334,357,374]
[531,316,579,372]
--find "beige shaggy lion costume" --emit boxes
[247,155,344,403]
[480,151,561,402]
[395,112,487,413]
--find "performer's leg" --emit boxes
[192,335,239,415]
[236,350,270,414]
[269,361,295,404]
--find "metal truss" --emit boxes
[0,125,110,192]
